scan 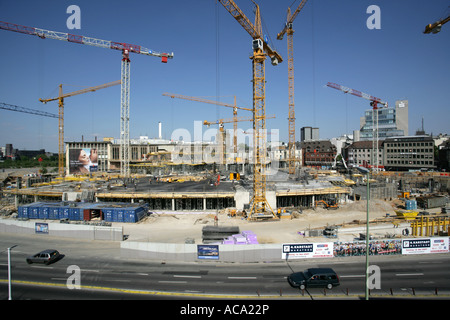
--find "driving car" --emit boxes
[288,268,340,290]
[26,249,62,265]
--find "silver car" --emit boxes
[26,249,62,265]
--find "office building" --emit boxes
[300,127,319,142]
[383,135,435,171]
[355,100,408,141]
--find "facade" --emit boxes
[345,140,383,168]
[300,127,319,142]
[383,135,435,171]
[438,140,450,171]
[301,140,336,168]
[355,100,408,141]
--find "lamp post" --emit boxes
[7,245,17,300]
[356,167,370,300]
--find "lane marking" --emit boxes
[82,269,100,273]
[396,273,424,277]
[228,276,257,280]
[158,280,187,284]
[173,275,201,279]
[340,275,365,278]
[1,279,449,299]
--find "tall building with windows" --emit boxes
[300,127,319,142]
[383,135,435,171]
[355,100,408,141]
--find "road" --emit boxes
[1,233,450,301]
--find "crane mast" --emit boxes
[1,20,173,178]
[40,81,121,177]
[277,0,308,177]
[218,0,282,220]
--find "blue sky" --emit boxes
[0,0,449,153]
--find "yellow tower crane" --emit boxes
[277,0,308,177]
[39,80,121,177]
[217,0,283,220]
[162,92,252,155]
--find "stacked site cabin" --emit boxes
[18,201,148,223]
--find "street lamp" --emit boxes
[356,166,370,300]
[7,245,18,300]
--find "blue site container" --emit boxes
[18,204,31,219]
[29,204,40,219]
[38,205,49,219]
[115,209,124,222]
[17,201,148,223]
[406,200,417,210]
[48,207,59,220]
[59,206,70,220]
[69,207,83,221]
[103,208,114,222]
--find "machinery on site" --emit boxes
[277,0,308,177]
[39,81,120,177]
[326,82,388,172]
[217,0,283,220]
[0,20,173,178]
[315,199,339,210]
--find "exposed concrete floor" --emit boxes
[117,199,410,244]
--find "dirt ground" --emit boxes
[119,199,399,244]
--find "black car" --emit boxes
[26,249,62,265]
[288,268,340,290]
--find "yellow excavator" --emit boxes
[315,200,339,210]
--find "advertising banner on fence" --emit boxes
[197,245,219,260]
[402,237,449,255]
[35,222,48,234]
[282,243,334,259]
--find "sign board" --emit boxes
[35,222,48,234]
[197,245,219,260]
[402,237,449,255]
[282,243,334,259]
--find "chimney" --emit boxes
[158,121,162,139]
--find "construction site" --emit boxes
[1,1,449,246]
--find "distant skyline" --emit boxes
[1,0,449,153]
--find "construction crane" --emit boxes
[162,92,252,155]
[217,0,283,220]
[204,115,253,165]
[0,20,174,178]
[39,80,121,177]
[277,0,308,177]
[203,114,275,165]
[0,102,58,119]
[326,82,388,171]
[424,13,450,34]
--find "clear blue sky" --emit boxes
[0,0,449,153]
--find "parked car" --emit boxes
[26,249,62,265]
[288,268,340,290]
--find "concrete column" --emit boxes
[203,198,207,211]
[172,198,175,211]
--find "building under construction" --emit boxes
[1,160,354,221]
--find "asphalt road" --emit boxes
[1,233,450,301]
